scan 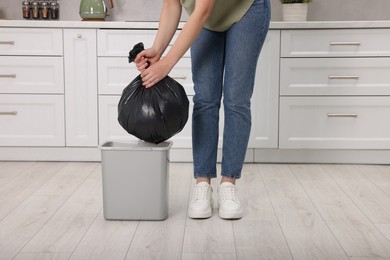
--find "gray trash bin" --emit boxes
[100,140,172,220]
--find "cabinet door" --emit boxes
[64,29,98,146]
[0,94,65,146]
[0,56,64,94]
[279,96,390,149]
[98,95,137,144]
[248,30,280,148]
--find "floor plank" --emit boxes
[69,210,139,260]
[181,252,236,260]
[0,161,36,187]
[233,164,293,260]
[0,163,97,260]
[13,252,72,260]
[323,164,390,224]
[259,164,348,260]
[290,164,390,258]
[19,165,103,254]
[124,163,192,260]
[0,162,67,220]
[356,165,390,197]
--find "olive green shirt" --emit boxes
[181,0,255,32]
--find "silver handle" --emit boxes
[0,74,16,78]
[328,75,359,80]
[0,41,15,45]
[327,113,358,118]
[77,34,82,39]
[0,111,17,115]
[171,75,187,80]
[330,41,361,46]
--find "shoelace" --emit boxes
[192,186,210,201]
[219,186,239,203]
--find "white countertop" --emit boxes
[2,19,390,29]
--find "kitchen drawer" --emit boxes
[280,58,390,96]
[281,29,390,57]
[279,97,390,149]
[98,57,193,95]
[97,29,190,57]
[0,28,63,56]
[0,56,64,94]
[0,94,65,146]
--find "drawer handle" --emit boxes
[0,41,15,45]
[0,111,17,115]
[330,41,361,46]
[0,74,16,78]
[328,75,359,80]
[171,75,187,80]
[327,113,358,118]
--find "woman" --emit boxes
[135,0,270,219]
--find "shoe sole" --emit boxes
[218,209,244,220]
[188,199,213,219]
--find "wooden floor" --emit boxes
[0,162,390,260]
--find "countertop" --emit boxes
[2,19,390,29]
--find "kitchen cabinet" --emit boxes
[0,28,65,146]
[279,29,390,149]
[64,29,98,146]
[1,21,390,163]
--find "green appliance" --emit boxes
[79,0,113,21]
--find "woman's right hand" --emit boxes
[134,48,161,73]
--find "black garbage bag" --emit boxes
[117,42,189,144]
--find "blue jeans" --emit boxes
[191,0,271,179]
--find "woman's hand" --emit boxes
[134,48,172,88]
[134,48,161,73]
[140,58,172,88]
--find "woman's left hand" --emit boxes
[140,58,172,88]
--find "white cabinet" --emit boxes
[279,96,390,149]
[0,56,64,94]
[0,28,63,56]
[249,30,280,148]
[64,29,98,147]
[281,29,390,57]
[279,29,390,150]
[0,28,65,147]
[0,95,65,146]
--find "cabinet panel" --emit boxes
[98,95,137,144]
[98,57,193,95]
[281,29,390,57]
[0,94,65,146]
[98,29,157,57]
[279,96,390,149]
[0,28,63,56]
[97,29,190,57]
[0,56,64,94]
[280,58,390,96]
[64,29,98,146]
[248,30,280,148]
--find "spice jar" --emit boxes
[50,1,59,19]
[31,1,40,19]
[41,2,49,19]
[22,1,31,19]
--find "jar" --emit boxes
[31,1,40,19]
[22,1,31,19]
[41,2,49,19]
[50,1,59,19]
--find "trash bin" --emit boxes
[100,140,172,220]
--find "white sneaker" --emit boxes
[188,182,213,219]
[217,182,244,219]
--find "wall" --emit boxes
[1,0,390,22]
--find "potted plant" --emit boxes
[280,0,312,22]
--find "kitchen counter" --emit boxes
[2,19,390,29]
